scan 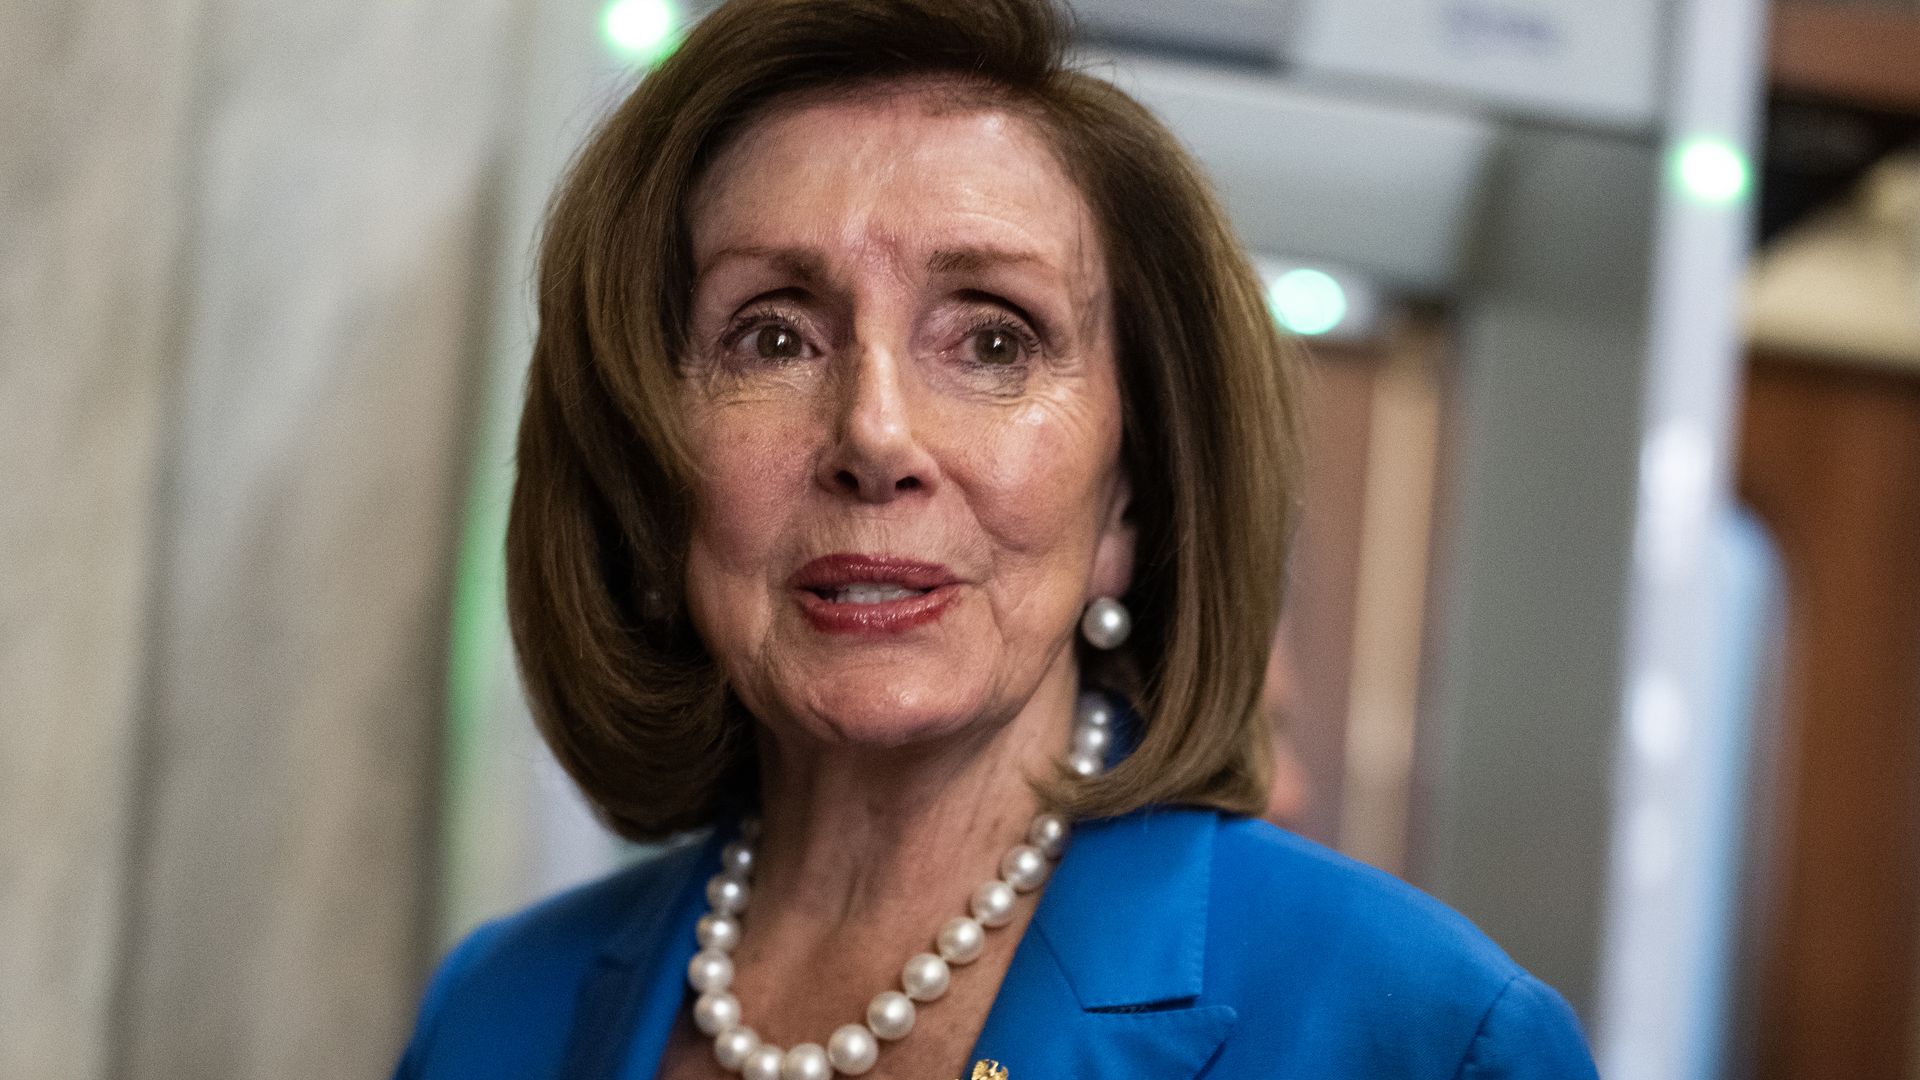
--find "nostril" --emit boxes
[822,465,927,499]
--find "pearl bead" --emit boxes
[697,913,742,952]
[740,816,762,840]
[936,915,985,965]
[1076,691,1114,727]
[827,1023,879,1075]
[1071,724,1111,758]
[694,991,741,1035]
[1027,813,1069,858]
[970,879,1016,927]
[741,1044,784,1080]
[707,874,750,915]
[1000,844,1050,892]
[721,840,755,876]
[901,952,950,1001]
[1066,751,1101,778]
[781,1043,831,1080]
[866,990,916,1040]
[714,1026,760,1071]
[687,948,734,994]
[1080,597,1131,649]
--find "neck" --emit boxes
[743,655,1079,937]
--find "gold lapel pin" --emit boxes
[964,1061,1008,1080]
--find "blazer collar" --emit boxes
[1033,808,1215,1008]
[567,811,1236,1079]
[966,808,1237,1078]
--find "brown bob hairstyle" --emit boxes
[506,0,1303,841]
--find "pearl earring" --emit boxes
[1080,597,1131,650]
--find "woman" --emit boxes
[394,0,1599,1076]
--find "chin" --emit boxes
[783,666,999,750]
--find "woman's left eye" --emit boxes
[964,321,1040,367]
[970,327,1020,365]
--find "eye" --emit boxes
[719,304,814,365]
[753,322,803,362]
[970,327,1022,366]
[959,315,1042,368]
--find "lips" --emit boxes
[790,554,960,634]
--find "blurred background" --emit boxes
[4,0,1918,1076]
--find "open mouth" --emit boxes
[809,583,934,604]
[790,554,959,633]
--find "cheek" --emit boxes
[955,393,1120,563]
[685,406,814,588]
[681,406,813,704]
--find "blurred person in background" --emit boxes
[391,0,1597,1077]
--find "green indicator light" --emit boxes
[1269,268,1348,336]
[1674,137,1752,206]
[603,0,680,66]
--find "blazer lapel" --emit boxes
[566,812,1236,1080]
[967,809,1237,1079]
[557,829,725,1080]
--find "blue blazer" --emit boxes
[394,808,1598,1078]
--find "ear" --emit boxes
[1088,473,1136,600]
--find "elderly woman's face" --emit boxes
[680,87,1131,747]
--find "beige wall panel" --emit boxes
[0,3,201,1079]
[110,2,524,1076]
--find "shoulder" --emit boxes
[1199,814,1597,1079]
[1205,814,1519,990]
[391,832,714,1079]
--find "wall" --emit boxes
[1,0,528,1074]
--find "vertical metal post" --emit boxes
[1594,0,1767,1075]
[1424,126,1659,1014]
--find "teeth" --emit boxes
[827,583,926,604]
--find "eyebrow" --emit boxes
[696,243,1055,289]
[926,245,1050,275]
[696,245,828,287]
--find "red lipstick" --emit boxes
[790,554,960,635]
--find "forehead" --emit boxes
[689,85,1105,289]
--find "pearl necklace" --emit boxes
[685,692,1118,1079]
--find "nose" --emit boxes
[815,341,938,503]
